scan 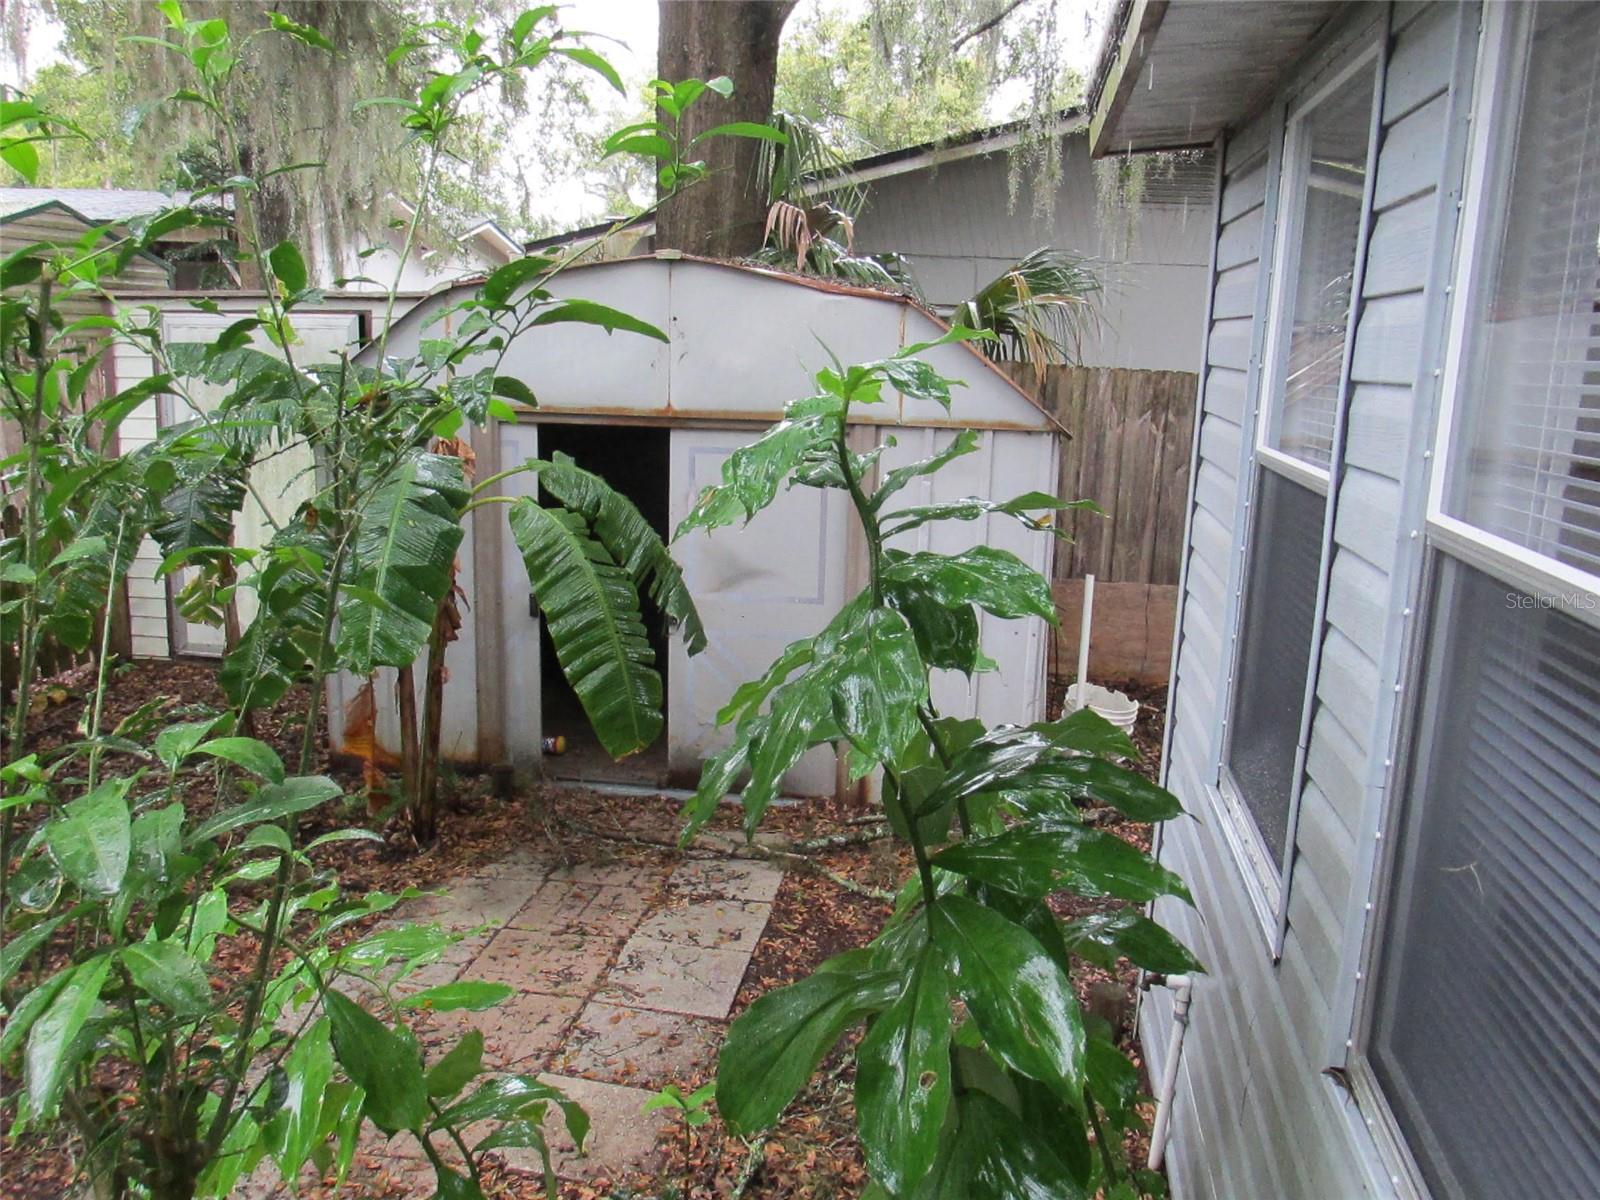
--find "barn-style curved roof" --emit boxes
[370,253,1064,434]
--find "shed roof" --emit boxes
[1087,0,1345,156]
[373,253,1064,434]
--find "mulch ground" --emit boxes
[1,662,1169,1200]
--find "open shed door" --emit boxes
[667,428,851,797]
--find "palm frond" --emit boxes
[757,110,867,219]
[952,247,1103,370]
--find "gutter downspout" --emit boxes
[1143,972,1194,1172]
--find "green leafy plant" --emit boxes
[603,74,788,195]
[0,5,766,1196]
[674,331,1196,1199]
[952,247,1103,370]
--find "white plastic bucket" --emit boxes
[1066,683,1139,735]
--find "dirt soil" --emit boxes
[1,663,1169,1200]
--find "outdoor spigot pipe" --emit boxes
[1145,972,1194,1172]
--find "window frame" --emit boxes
[1213,36,1385,951]
[1350,3,1600,1195]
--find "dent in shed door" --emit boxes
[667,428,850,797]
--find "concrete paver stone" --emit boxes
[555,1000,721,1089]
[665,858,784,903]
[596,934,750,1020]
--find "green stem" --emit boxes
[85,513,129,792]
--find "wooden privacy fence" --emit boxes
[1003,365,1199,684]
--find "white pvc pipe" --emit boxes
[1073,573,1095,710]
[1147,973,1194,1172]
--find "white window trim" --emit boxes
[1214,35,1385,952]
[1350,4,1598,1195]
[1422,0,1600,620]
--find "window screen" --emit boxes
[1268,61,1375,469]
[1446,2,1600,574]
[1371,561,1600,1197]
[1225,470,1325,864]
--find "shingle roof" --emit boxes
[0,187,200,222]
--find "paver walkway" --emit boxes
[339,846,784,1194]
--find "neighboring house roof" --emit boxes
[526,108,1088,254]
[0,186,211,222]
[0,196,173,285]
[1087,0,1345,156]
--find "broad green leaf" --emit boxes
[2,137,39,182]
[1001,758,1180,823]
[873,429,981,508]
[674,414,839,537]
[508,499,661,759]
[529,298,667,342]
[0,908,84,990]
[1029,706,1139,760]
[856,944,952,1195]
[153,718,223,771]
[678,726,754,844]
[429,1163,488,1200]
[267,240,308,292]
[929,896,1084,1103]
[0,973,69,1061]
[691,120,788,144]
[1061,911,1202,975]
[717,953,900,1134]
[715,635,813,727]
[25,954,112,1121]
[1085,1034,1143,1132]
[267,11,335,51]
[400,980,513,1012]
[189,775,341,843]
[147,444,247,565]
[554,45,624,92]
[881,491,1085,538]
[433,1075,587,1149]
[934,823,1191,904]
[537,452,706,654]
[425,1030,484,1099]
[123,941,211,1015]
[480,255,556,307]
[884,577,990,676]
[325,989,428,1135]
[337,450,467,673]
[882,546,1056,624]
[830,607,926,770]
[195,736,286,783]
[45,778,132,896]
[911,1090,1090,1200]
[265,1016,334,1177]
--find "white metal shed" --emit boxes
[332,254,1065,799]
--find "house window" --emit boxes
[1366,3,1600,1195]
[1224,52,1377,879]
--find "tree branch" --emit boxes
[949,0,1028,56]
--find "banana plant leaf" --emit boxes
[536,452,706,654]
[507,497,662,759]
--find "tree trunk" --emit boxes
[655,0,797,257]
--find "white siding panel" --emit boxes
[1361,192,1435,299]
[1305,705,1368,833]
[1207,317,1254,371]
[1326,548,1389,662]
[1382,1,1456,122]
[1210,264,1258,320]
[1296,779,1356,910]
[1214,206,1264,271]
[1196,413,1242,482]
[1313,630,1380,761]
[1343,383,1414,477]
[1219,163,1268,223]
[1349,292,1425,385]
[1371,92,1448,211]
[1333,467,1401,568]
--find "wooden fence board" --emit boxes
[1006,364,1198,586]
